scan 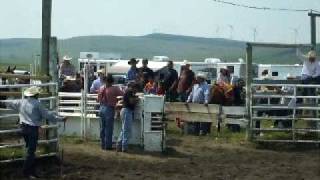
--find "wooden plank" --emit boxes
[222,106,246,116]
[165,112,218,123]
[0,73,51,80]
[224,118,248,127]
[165,102,220,114]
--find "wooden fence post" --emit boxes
[245,44,253,141]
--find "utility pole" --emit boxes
[308,11,320,49]
[41,0,52,76]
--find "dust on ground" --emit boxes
[1,123,320,180]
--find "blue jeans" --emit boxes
[117,108,134,151]
[21,124,39,176]
[99,105,115,149]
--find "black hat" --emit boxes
[128,58,139,65]
[142,59,148,64]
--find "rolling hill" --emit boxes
[0,33,319,67]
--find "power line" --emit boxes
[211,0,319,13]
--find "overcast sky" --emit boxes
[0,0,319,43]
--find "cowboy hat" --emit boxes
[196,72,207,79]
[142,59,149,64]
[221,66,228,69]
[63,55,72,61]
[24,86,41,97]
[307,50,316,59]
[286,73,295,79]
[97,69,105,73]
[64,76,76,81]
[183,60,190,65]
[128,58,139,65]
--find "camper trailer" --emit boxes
[257,64,302,80]
[77,59,123,73]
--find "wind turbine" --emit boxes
[215,25,220,37]
[228,25,234,40]
[252,27,258,42]
[290,27,299,44]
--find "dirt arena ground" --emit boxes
[1,123,319,180]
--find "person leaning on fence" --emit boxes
[158,61,179,101]
[217,66,231,84]
[97,74,124,150]
[138,58,154,86]
[116,83,139,152]
[186,72,210,135]
[5,86,67,179]
[177,60,195,102]
[90,68,105,93]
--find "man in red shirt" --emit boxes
[98,74,124,150]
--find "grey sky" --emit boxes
[0,0,319,43]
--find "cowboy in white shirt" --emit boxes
[297,49,320,82]
[296,49,319,119]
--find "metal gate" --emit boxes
[250,83,320,143]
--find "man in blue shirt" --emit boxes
[90,69,105,93]
[187,72,211,135]
[127,58,139,82]
[6,86,67,179]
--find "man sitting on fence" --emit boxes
[297,49,320,102]
[297,49,320,85]
[5,86,67,179]
[297,49,319,127]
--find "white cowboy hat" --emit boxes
[64,76,76,81]
[286,73,295,79]
[196,72,207,79]
[221,66,228,70]
[97,69,105,73]
[24,86,41,97]
[183,60,190,65]
[307,50,316,59]
[63,55,72,61]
